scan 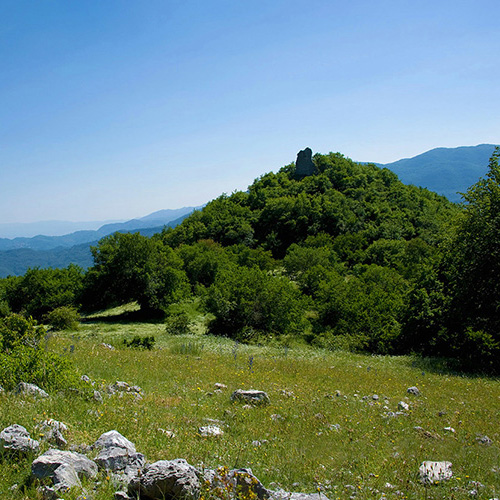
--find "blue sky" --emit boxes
[1,0,499,223]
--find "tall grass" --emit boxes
[0,318,499,499]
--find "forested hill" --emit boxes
[5,149,499,372]
[163,151,458,257]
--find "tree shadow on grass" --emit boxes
[81,308,165,325]
[404,354,499,379]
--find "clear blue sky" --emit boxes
[1,0,499,223]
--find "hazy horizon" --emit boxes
[2,1,499,224]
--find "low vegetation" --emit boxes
[0,314,499,499]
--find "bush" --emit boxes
[0,314,84,391]
[165,312,193,335]
[46,306,80,331]
[206,265,308,340]
[123,335,156,350]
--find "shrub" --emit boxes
[206,265,308,341]
[46,306,80,331]
[165,311,193,335]
[123,335,156,350]
[0,314,84,391]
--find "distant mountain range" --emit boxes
[0,207,200,252]
[0,207,201,277]
[376,144,497,202]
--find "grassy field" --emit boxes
[0,308,499,500]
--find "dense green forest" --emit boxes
[2,150,499,373]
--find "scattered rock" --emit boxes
[0,424,40,455]
[37,419,68,433]
[81,375,91,383]
[414,427,442,440]
[94,390,103,403]
[407,386,420,396]
[32,449,97,491]
[93,430,136,453]
[398,401,409,411]
[231,389,270,405]
[199,426,224,437]
[101,343,115,350]
[128,459,201,500]
[207,467,269,500]
[157,428,176,438]
[15,382,49,398]
[214,383,227,390]
[271,414,284,421]
[114,491,131,500]
[95,446,145,476]
[418,461,452,484]
[93,430,144,481]
[476,434,493,445]
[113,381,130,392]
[444,427,456,434]
[372,394,379,401]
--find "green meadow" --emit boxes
[1,307,498,500]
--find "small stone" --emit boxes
[231,389,270,405]
[94,390,103,403]
[476,435,492,445]
[398,401,409,411]
[157,428,175,438]
[444,427,456,433]
[15,382,49,398]
[214,383,227,390]
[93,430,136,453]
[418,461,452,484]
[199,426,224,437]
[407,386,420,396]
[372,394,379,401]
[101,343,115,350]
[112,381,130,392]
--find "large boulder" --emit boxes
[231,390,270,405]
[128,459,201,500]
[418,461,452,484]
[95,446,145,475]
[0,424,40,455]
[93,430,145,483]
[32,449,97,491]
[15,382,49,398]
